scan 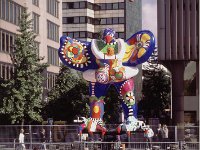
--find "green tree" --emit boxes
[47,65,79,102]
[0,9,48,125]
[104,85,121,124]
[43,65,90,123]
[138,63,171,120]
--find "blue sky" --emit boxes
[142,0,157,40]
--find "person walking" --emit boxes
[144,125,154,150]
[19,129,25,150]
[40,129,47,150]
[155,124,163,142]
[162,124,169,142]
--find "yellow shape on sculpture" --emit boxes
[93,106,100,113]
[138,47,146,58]
[141,33,150,43]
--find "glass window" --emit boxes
[62,17,67,24]
[5,0,9,21]
[94,18,100,25]
[94,4,100,10]
[32,12,40,34]
[106,3,112,10]
[47,0,59,17]
[100,18,106,24]
[2,0,5,19]
[87,2,93,10]
[119,17,124,24]
[67,17,74,24]
[113,3,119,9]
[47,20,59,42]
[74,2,79,9]
[10,36,14,52]
[87,17,93,24]
[68,2,74,9]
[113,17,118,24]
[74,32,79,38]
[87,32,93,38]
[62,2,67,9]
[63,32,67,35]
[119,33,124,39]
[2,65,5,79]
[74,17,79,23]
[32,0,39,6]
[47,72,57,89]
[80,2,86,8]
[68,32,73,38]
[10,2,14,23]
[2,32,5,51]
[47,46,59,66]
[6,65,10,79]
[0,29,15,53]
[119,2,125,9]
[80,16,86,23]
[100,3,106,10]
[80,31,86,38]
[107,18,112,24]
[93,33,99,39]
[6,34,9,52]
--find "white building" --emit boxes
[0,0,62,98]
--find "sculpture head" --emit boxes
[102,28,116,44]
[120,79,135,106]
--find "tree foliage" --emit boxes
[104,85,121,124]
[138,63,171,119]
[43,65,90,123]
[0,9,48,125]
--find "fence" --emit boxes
[0,141,199,150]
[0,125,198,149]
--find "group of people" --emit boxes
[142,124,169,150]
[155,123,169,142]
[18,128,46,150]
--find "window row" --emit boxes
[47,0,59,18]
[32,13,40,34]
[63,31,125,39]
[47,20,59,42]
[34,41,40,57]
[0,29,15,53]
[0,0,24,25]
[62,2,125,10]
[63,17,124,25]
[48,46,59,66]
[32,0,39,7]
[0,63,14,80]
[47,72,57,90]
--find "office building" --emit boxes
[157,0,199,139]
[0,0,62,100]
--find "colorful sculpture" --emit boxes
[58,28,155,140]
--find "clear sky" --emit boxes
[142,0,157,42]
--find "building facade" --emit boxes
[0,0,62,99]
[157,0,199,140]
[62,0,143,101]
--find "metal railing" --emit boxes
[0,141,199,150]
[0,125,198,149]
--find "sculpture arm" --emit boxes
[58,36,98,71]
[122,30,156,66]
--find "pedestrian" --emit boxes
[19,128,25,150]
[144,125,154,150]
[162,124,169,142]
[155,123,163,142]
[40,128,47,150]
